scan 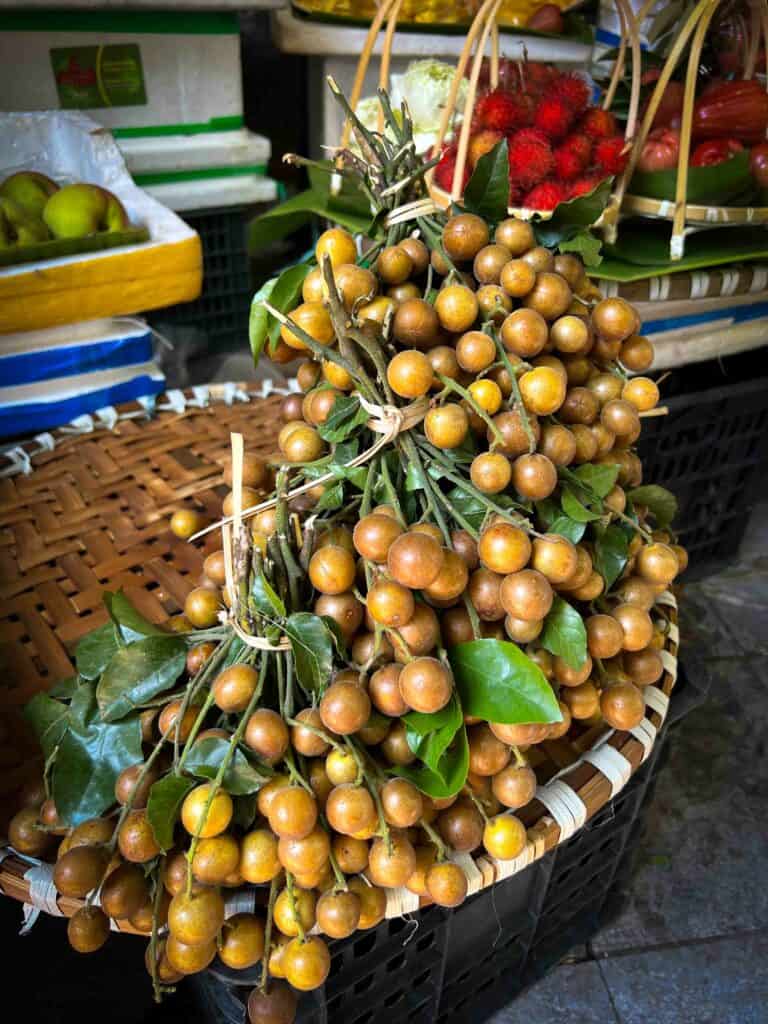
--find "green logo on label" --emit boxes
[50,44,147,109]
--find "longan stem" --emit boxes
[175,688,217,773]
[511,745,528,768]
[282,749,315,793]
[490,334,536,454]
[173,633,236,768]
[149,857,167,1004]
[285,871,305,943]
[286,717,345,753]
[612,507,654,543]
[464,787,490,824]
[260,876,279,994]
[420,819,449,862]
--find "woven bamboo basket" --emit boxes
[0,385,679,935]
[613,0,768,259]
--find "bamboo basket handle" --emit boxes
[430,0,502,161]
[743,0,761,80]
[613,0,718,220]
[340,0,401,152]
[761,0,768,99]
[452,0,504,198]
[377,0,406,134]
[671,0,721,259]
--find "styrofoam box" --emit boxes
[142,174,278,212]
[0,10,243,134]
[0,318,165,438]
[118,130,270,175]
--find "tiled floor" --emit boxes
[492,502,768,1024]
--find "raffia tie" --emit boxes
[207,394,429,650]
[383,197,438,228]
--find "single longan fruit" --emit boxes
[68,906,110,954]
[495,218,535,255]
[468,378,503,415]
[612,603,654,652]
[456,330,496,373]
[184,587,221,628]
[443,212,490,262]
[213,664,259,713]
[519,366,567,416]
[387,530,444,589]
[477,283,513,322]
[399,236,430,274]
[170,508,206,540]
[309,544,356,595]
[474,243,512,284]
[620,334,654,372]
[636,542,679,585]
[601,681,646,730]
[392,298,440,350]
[500,258,536,298]
[500,569,553,621]
[531,534,578,585]
[592,297,639,343]
[434,284,479,334]
[377,245,413,285]
[245,708,290,763]
[470,452,512,495]
[492,764,537,809]
[398,656,453,714]
[426,861,468,907]
[624,647,664,686]
[280,301,334,351]
[319,680,371,735]
[181,784,233,839]
[511,453,558,500]
[468,723,511,777]
[501,308,548,358]
[368,833,417,888]
[268,786,318,840]
[369,662,408,717]
[424,403,469,449]
[586,614,624,659]
[387,349,434,398]
[8,808,52,857]
[523,272,572,321]
[478,522,532,575]
[483,814,527,860]
[560,681,600,719]
[326,784,377,837]
[491,408,541,458]
[540,423,577,467]
[381,778,424,828]
[353,513,403,563]
[315,227,357,268]
[505,614,543,643]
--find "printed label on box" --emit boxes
[50,44,147,109]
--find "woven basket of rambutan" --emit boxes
[611,0,768,261]
[425,0,641,224]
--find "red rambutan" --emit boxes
[476,90,527,133]
[568,174,607,199]
[554,143,587,181]
[579,108,618,139]
[550,73,591,115]
[507,128,555,189]
[534,96,576,140]
[522,180,568,211]
[561,132,593,165]
[435,147,468,194]
[468,129,504,169]
[594,135,629,175]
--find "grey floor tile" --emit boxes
[488,962,618,1024]
[599,932,768,1024]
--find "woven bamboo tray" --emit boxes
[0,385,679,932]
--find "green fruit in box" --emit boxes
[42,183,128,238]
[0,196,50,244]
[0,171,59,217]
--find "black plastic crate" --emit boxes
[150,206,253,351]
[637,375,768,575]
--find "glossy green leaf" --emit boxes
[315,481,345,511]
[319,395,369,443]
[463,139,510,224]
[394,725,469,799]
[558,229,603,267]
[75,621,120,680]
[96,635,187,723]
[48,676,80,700]
[572,463,620,498]
[548,515,586,543]
[629,150,751,203]
[535,179,613,247]
[103,590,165,644]
[251,572,286,618]
[24,693,68,760]
[250,263,311,361]
[593,523,630,590]
[562,486,601,523]
[232,793,259,831]
[449,639,561,724]
[627,484,678,529]
[249,277,277,363]
[146,774,195,851]
[540,597,588,670]
[184,737,269,795]
[445,485,487,532]
[52,684,143,826]
[284,612,335,693]
[404,694,463,772]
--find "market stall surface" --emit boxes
[2,508,767,1024]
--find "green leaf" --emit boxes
[103,590,165,644]
[146,775,195,851]
[251,572,286,618]
[572,463,620,499]
[627,485,678,529]
[394,725,469,799]
[24,693,68,760]
[404,694,463,772]
[184,737,269,795]
[75,622,120,680]
[558,229,603,267]
[449,639,561,724]
[284,612,335,693]
[548,515,586,543]
[250,263,311,361]
[629,149,751,203]
[593,523,630,590]
[463,139,510,224]
[445,484,487,532]
[314,481,344,511]
[535,498,560,528]
[535,179,613,247]
[52,683,143,826]
[232,793,259,831]
[48,676,79,700]
[318,395,369,443]
[540,597,588,670]
[96,635,187,723]
[562,487,602,523]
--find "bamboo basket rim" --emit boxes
[621,193,768,225]
[0,385,680,932]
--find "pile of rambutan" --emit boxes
[434,60,628,212]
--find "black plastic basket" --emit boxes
[150,206,253,352]
[636,375,768,576]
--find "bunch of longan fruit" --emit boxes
[9,210,684,1024]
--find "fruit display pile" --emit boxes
[434,60,628,210]
[10,96,683,1024]
[0,171,131,258]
